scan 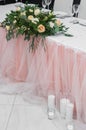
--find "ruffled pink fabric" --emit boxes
[0,28,86,123]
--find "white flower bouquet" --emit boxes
[1,4,68,51]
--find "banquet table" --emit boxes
[0,3,86,123]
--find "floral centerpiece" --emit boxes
[1,4,69,51]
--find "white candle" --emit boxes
[60,98,70,118]
[48,95,55,119]
[48,95,55,108]
[66,103,74,121]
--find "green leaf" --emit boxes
[64,33,73,37]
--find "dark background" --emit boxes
[0,0,81,10]
[0,0,55,10]
[22,0,55,10]
[73,0,81,4]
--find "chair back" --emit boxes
[72,4,80,17]
[54,0,73,14]
[78,0,86,19]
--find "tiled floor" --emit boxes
[0,93,86,130]
[0,94,63,130]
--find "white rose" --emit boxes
[28,15,34,21]
[32,20,37,24]
[13,20,17,24]
[31,18,39,24]
[34,9,40,16]
[29,9,33,12]
[20,11,26,16]
[16,7,21,11]
[6,25,10,30]
[49,22,54,28]
[34,18,39,22]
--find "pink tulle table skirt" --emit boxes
[0,28,86,123]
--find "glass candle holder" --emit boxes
[47,95,55,120]
[66,103,74,121]
[60,98,70,119]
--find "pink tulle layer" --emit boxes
[0,28,86,123]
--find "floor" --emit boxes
[0,93,65,130]
[0,93,86,130]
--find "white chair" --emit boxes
[54,0,73,14]
[78,0,86,19]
